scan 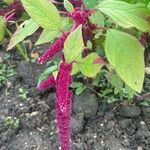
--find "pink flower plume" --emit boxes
[56,62,73,150]
[37,32,69,64]
[37,75,55,91]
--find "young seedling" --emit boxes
[8,0,150,149]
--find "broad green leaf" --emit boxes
[21,0,61,30]
[64,25,84,63]
[97,0,150,31]
[79,52,102,77]
[89,10,105,27]
[64,0,74,12]
[105,29,145,92]
[36,30,59,45]
[7,19,39,50]
[0,17,5,42]
[84,0,98,9]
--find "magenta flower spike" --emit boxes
[56,91,73,150]
[56,62,72,113]
[37,75,55,91]
[37,32,69,64]
[56,62,73,150]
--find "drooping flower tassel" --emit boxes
[56,62,72,150]
[37,32,69,64]
[37,75,55,91]
[56,91,72,150]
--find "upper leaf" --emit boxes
[64,0,74,12]
[7,19,39,50]
[64,25,84,63]
[21,0,61,30]
[105,29,145,92]
[97,0,150,31]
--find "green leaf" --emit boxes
[89,10,105,27]
[38,65,57,83]
[13,119,20,128]
[0,17,5,42]
[79,52,102,78]
[36,29,59,45]
[64,0,74,12]
[84,0,98,9]
[87,40,93,49]
[64,25,84,63]
[140,99,150,107]
[70,82,83,88]
[21,0,61,30]
[76,85,87,95]
[61,17,72,31]
[105,29,145,92]
[7,19,39,50]
[71,62,80,75]
[97,0,150,31]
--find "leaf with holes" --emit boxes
[21,0,61,30]
[7,19,39,50]
[105,29,145,92]
[97,0,150,31]
[64,25,84,63]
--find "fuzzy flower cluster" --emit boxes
[56,62,73,150]
[37,61,72,150]
[37,32,69,64]
[37,75,55,91]
[69,8,92,26]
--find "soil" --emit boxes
[0,43,150,150]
